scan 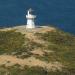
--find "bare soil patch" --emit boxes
[0,55,63,71]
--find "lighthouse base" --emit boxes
[26,24,35,29]
[26,19,35,29]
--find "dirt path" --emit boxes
[25,32,46,44]
[13,25,55,45]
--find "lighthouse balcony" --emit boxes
[26,15,36,19]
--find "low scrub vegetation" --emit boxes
[0,29,75,74]
[0,65,75,75]
[0,30,43,58]
[35,29,75,74]
[0,30,25,54]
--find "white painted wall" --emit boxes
[26,19,35,28]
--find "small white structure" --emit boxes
[26,8,36,28]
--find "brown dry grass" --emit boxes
[0,55,63,71]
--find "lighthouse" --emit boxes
[26,8,36,28]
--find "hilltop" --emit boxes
[0,25,75,75]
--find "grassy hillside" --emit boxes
[0,30,41,58]
[0,28,75,75]
[35,30,75,73]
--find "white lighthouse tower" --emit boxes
[26,8,36,28]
